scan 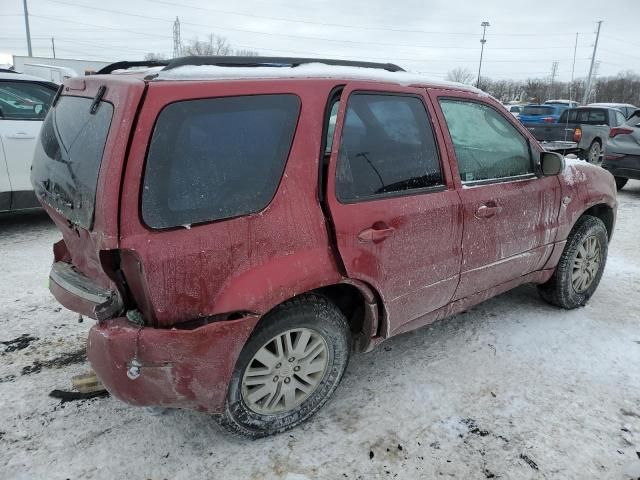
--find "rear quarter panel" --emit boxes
[119,79,345,327]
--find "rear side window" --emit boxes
[142,94,300,229]
[31,96,113,229]
[336,93,442,202]
[588,110,606,124]
[614,111,626,126]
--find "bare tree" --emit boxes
[446,67,475,85]
[144,52,168,61]
[234,48,259,57]
[183,34,233,56]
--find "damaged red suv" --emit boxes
[32,57,617,437]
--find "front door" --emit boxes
[326,84,463,335]
[0,137,10,210]
[433,93,561,300]
[0,80,56,209]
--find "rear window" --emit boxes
[522,106,554,116]
[142,94,300,229]
[31,95,113,229]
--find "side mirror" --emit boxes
[540,151,564,176]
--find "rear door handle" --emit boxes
[357,224,395,243]
[7,132,35,139]
[475,204,502,218]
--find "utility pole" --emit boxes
[173,17,182,58]
[51,37,56,58]
[583,20,603,105]
[569,33,578,100]
[549,61,559,99]
[476,21,490,89]
[22,0,33,57]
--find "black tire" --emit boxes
[217,294,351,438]
[537,215,608,309]
[615,176,628,191]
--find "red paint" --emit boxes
[39,73,617,413]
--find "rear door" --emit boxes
[326,84,463,334]
[430,90,561,300]
[0,79,56,209]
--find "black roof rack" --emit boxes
[97,60,169,75]
[162,56,405,72]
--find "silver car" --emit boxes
[603,109,640,190]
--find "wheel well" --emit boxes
[592,137,602,146]
[312,284,366,335]
[582,204,614,238]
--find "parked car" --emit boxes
[33,57,617,438]
[524,106,628,163]
[545,99,579,109]
[0,70,57,212]
[518,104,567,124]
[589,102,638,119]
[505,104,522,118]
[602,109,640,190]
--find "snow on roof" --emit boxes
[589,102,637,107]
[0,71,56,82]
[154,63,484,94]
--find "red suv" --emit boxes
[32,57,617,438]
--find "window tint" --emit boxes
[439,99,532,182]
[522,106,554,116]
[335,94,442,202]
[142,94,300,229]
[588,110,606,124]
[31,96,113,229]
[0,81,56,120]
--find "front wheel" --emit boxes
[217,294,351,438]
[538,215,608,309]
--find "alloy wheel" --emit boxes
[572,235,601,293]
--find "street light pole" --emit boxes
[22,0,33,57]
[476,21,490,89]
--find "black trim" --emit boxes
[318,86,344,204]
[338,184,448,205]
[8,190,40,210]
[96,60,169,75]
[0,191,10,211]
[163,56,405,72]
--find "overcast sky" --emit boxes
[1,0,639,81]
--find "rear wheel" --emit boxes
[582,140,602,164]
[538,215,608,309]
[615,176,628,191]
[217,294,351,438]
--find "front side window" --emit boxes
[336,93,442,202]
[0,81,56,120]
[439,99,532,183]
[142,94,300,229]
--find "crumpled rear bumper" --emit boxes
[87,315,260,413]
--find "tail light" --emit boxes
[543,117,555,123]
[573,128,582,143]
[609,127,633,138]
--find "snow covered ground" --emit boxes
[1,181,639,480]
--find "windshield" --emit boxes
[522,106,555,116]
[31,96,113,229]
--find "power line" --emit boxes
[36,1,593,52]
